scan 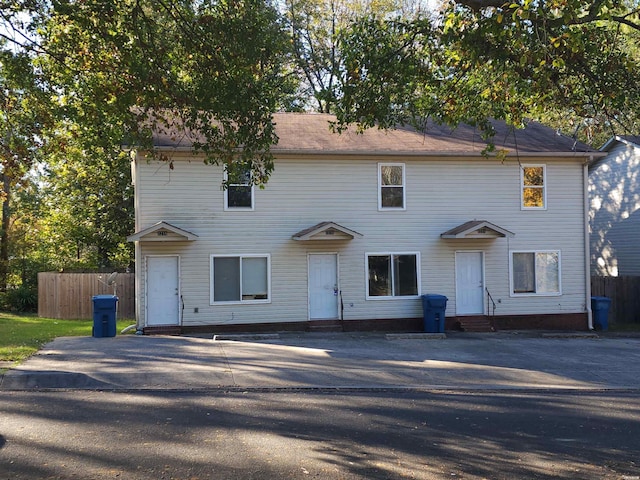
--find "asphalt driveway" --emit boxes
[2,331,639,391]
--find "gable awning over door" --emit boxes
[440,220,514,239]
[127,221,198,242]
[292,222,363,241]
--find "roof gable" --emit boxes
[441,220,515,239]
[127,222,198,242]
[600,135,640,152]
[292,222,363,241]
[591,135,640,170]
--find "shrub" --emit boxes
[0,286,38,312]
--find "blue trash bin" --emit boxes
[92,295,118,338]
[421,294,448,333]
[591,296,611,331]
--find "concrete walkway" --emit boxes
[1,331,639,391]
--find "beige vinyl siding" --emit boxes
[589,141,640,276]
[133,153,587,327]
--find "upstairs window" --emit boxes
[511,251,560,296]
[378,163,406,210]
[224,168,253,210]
[521,165,546,209]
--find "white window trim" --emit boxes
[365,251,421,300]
[210,254,271,305]
[509,250,562,297]
[520,164,547,211]
[378,162,406,211]
[223,169,255,211]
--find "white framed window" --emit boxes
[378,163,406,210]
[224,168,254,210]
[510,250,561,296]
[210,254,270,304]
[366,252,420,299]
[521,164,546,210]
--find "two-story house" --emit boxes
[589,135,640,276]
[127,113,602,334]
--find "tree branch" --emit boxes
[452,0,640,32]
[610,13,640,32]
[454,0,505,10]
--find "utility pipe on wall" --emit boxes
[584,160,593,330]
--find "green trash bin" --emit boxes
[92,295,118,338]
[591,296,611,331]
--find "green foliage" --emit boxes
[335,0,640,142]
[336,16,442,131]
[0,50,50,167]
[0,286,38,312]
[34,0,298,185]
[0,43,54,292]
[0,312,134,363]
[284,0,428,113]
[0,0,638,302]
[0,0,302,294]
[38,144,134,270]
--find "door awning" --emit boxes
[127,221,198,242]
[292,222,363,241]
[440,220,514,239]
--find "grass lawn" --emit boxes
[0,312,134,364]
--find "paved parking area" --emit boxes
[2,331,639,391]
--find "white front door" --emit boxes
[455,251,484,315]
[308,253,339,320]
[146,255,180,326]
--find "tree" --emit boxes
[335,0,640,144]
[0,49,50,291]
[38,138,135,270]
[283,0,429,113]
[0,1,301,302]
[3,0,298,186]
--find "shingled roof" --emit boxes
[600,135,640,151]
[153,112,598,155]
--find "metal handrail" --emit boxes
[486,287,497,320]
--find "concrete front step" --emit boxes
[307,320,344,332]
[458,317,495,333]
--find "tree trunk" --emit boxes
[0,173,10,292]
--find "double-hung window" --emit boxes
[521,164,546,209]
[510,251,560,296]
[366,253,419,298]
[224,168,254,210]
[210,254,270,303]
[378,163,406,210]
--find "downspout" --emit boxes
[133,152,143,333]
[122,150,143,335]
[584,160,593,330]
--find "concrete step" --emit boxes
[458,317,495,333]
[142,326,182,336]
[307,320,344,332]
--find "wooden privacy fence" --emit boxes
[38,272,135,320]
[591,276,640,324]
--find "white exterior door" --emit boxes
[455,251,484,315]
[146,255,180,326]
[308,254,339,320]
